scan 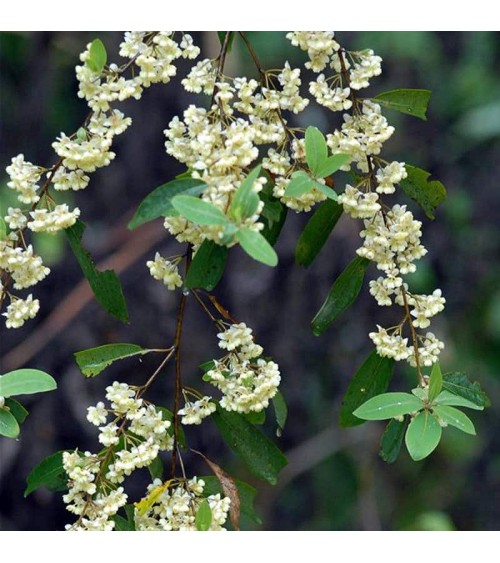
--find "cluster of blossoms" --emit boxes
[135,477,231,531]
[146,252,183,290]
[63,381,174,530]
[1,32,199,329]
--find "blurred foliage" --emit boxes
[1,31,499,531]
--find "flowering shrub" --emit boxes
[0,31,490,531]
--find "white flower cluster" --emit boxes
[202,323,281,414]
[1,32,198,329]
[177,396,216,425]
[146,252,183,290]
[63,381,173,530]
[135,477,230,531]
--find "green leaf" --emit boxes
[229,166,262,222]
[87,38,107,74]
[4,398,29,424]
[374,89,432,121]
[339,350,395,427]
[428,362,443,403]
[0,216,6,240]
[147,456,164,481]
[74,343,154,378]
[315,154,351,178]
[66,221,129,322]
[260,192,287,246]
[353,392,424,421]
[399,165,447,220]
[285,171,316,198]
[434,390,483,411]
[315,182,339,201]
[128,178,206,230]
[185,240,228,291]
[441,372,490,408]
[25,451,72,496]
[311,256,370,335]
[0,407,20,438]
[305,126,327,176]
[272,391,288,436]
[0,369,57,398]
[236,227,278,267]
[405,411,442,461]
[432,405,476,435]
[244,410,266,425]
[295,199,343,268]
[196,499,212,531]
[112,513,135,531]
[172,195,229,226]
[379,419,407,463]
[211,408,287,485]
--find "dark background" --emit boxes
[1,31,499,531]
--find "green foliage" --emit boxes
[0,216,6,240]
[311,256,370,335]
[4,398,29,424]
[0,369,56,397]
[339,350,395,427]
[172,195,229,226]
[195,499,212,531]
[272,391,288,436]
[128,178,206,230]
[236,227,278,267]
[25,451,72,497]
[295,199,343,268]
[304,126,349,177]
[373,89,432,120]
[441,372,490,408]
[405,411,442,461]
[0,408,20,438]
[87,38,107,74]
[74,343,154,377]
[147,456,164,481]
[428,361,443,402]
[66,220,129,322]
[211,407,287,485]
[185,240,228,291]
[112,513,136,531]
[229,165,262,222]
[432,405,476,435]
[400,165,447,220]
[379,419,407,463]
[260,189,287,246]
[353,392,423,420]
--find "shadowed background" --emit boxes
[1,31,499,531]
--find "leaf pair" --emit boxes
[0,369,57,439]
[171,167,278,267]
[353,363,485,461]
[285,127,349,200]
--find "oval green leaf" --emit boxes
[432,405,476,435]
[434,390,483,411]
[0,369,57,398]
[400,165,447,220]
[66,220,129,322]
[0,407,20,438]
[0,216,6,240]
[196,498,213,531]
[379,418,407,464]
[295,199,343,268]
[339,349,395,427]
[405,411,442,461]
[315,153,351,178]
[353,392,424,421]
[305,126,327,176]
[311,256,370,335]
[128,178,206,230]
[272,391,288,435]
[211,408,287,485]
[229,165,262,222]
[87,38,107,73]
[285,171,316,198]
[428,361,443,403]
[374,89,431,121]
[25,451,72,497]
[74,343,154,378]
[236,227,278,267]
[4,398,29,425]
[441,372,490,408]
[172,195,229,226]
[185,240,228,291]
